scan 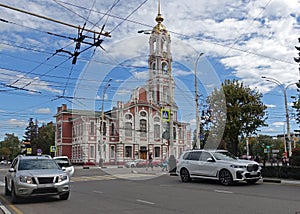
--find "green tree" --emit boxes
[36,122,55,154]
[292,80,300,133]
[207,79,268,156]
[23,118,38,154]
[0,133,21,160]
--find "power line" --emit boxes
[0,3,111,38]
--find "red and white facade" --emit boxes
[54,6,192,165]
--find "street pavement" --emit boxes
[75,165,300,185]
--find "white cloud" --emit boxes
[7,119,27,127]
[34,108,51,114]
[266,104,276,108]
[273,121,285,127]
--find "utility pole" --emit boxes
[99,78,112,167]
[195,53,204,149]
[262,76,295,157]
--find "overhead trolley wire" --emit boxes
[0,3,111,37]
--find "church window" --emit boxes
[125,122,132,137]
[162,62,168,74]
[173,127,176,140]
[154,124,160,139]
[140,111,147,117]
[125,114,132,120]
[154,117,160,122]
[140,119,147,137]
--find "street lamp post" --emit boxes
[262,76,295,157]
[99,78,112,167]
[194,52,204,149]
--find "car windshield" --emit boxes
[18,159,60,170]
[54,158,72,168]
[212,151,237,161]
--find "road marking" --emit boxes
[93,191,104,194]
[0,203,11,214]
[0,195,23,214]
[136,199,155,205]
[71,173,155,182]
[214,190,233,194]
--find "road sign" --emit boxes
[26,148,32,155]
[50,146,57,153]
[37,148,42,155]
[161,109,170,122]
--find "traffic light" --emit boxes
[266,145,270,153]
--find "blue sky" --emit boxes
[0,0,300,141]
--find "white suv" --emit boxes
[176,150,262,185]
[53,156,74,177]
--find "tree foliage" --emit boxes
[23,118,55,155]
[292,80,300,132]
[23,118,38,146]
[36,122,55,154]
[0,133,21,160]
[207,79,267,156]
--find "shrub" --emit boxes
[291,148,300,166]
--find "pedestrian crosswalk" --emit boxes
[0,171,166,186]
[71,173,159,182]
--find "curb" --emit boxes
[263,178,281,183]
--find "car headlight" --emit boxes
[58,174,68,182]
[230,165,246,169]
[19,176,34,184]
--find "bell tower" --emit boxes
[147,0,176,109]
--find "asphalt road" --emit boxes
[0,166,299,214]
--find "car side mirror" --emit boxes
[8,168,16,173]
[62,167,66,171]
[207,158,215,162]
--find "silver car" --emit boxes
[5,155,70,203]
[176,149,262,186]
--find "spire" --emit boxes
[153,0,167,34]
[155,0,164,23]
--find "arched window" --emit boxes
[111,123,115,135]
[151,62,156,73]
[125,122,132,137]
[173,127,176,140]
[140,119,147,137]
[125,114,132,120]
[154,117,160,122]
[154,124,160,139]
[140,111,147,117]
[162,62,168,74]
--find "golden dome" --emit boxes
[152,0,169,35]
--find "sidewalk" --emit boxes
[100,165,169,176]
[263,177,300,185]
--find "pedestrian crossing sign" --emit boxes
[161,109,170,122]
[50,146,57,153]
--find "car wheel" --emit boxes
[11,184,19,204]
[131,164,134,168]
[59,192,70,200]
[4,179,11,196]
[246,179,259,185]
[180,168,191,182]
[219,169,233,186]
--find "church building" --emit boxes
[54,2,192,165]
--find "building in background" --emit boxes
[54,3,192,165]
